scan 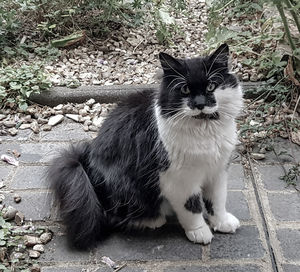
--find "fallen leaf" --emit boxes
[284,57,300,86]
[1,154,19,166]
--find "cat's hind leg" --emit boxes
[203,170,240,233]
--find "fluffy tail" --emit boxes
[48,142,107,249]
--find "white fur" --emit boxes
[155,85,243,244]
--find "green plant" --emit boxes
[0,64,51,110]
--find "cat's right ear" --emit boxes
[159,52,183,73]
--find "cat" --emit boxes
[48,43,243,250]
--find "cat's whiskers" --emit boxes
[207,46,228,76]
[167,77,186,89]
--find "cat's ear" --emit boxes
[209,43,229,65]
[159,52,183,73]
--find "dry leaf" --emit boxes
[284,57,300,86]
[1,154,19,166]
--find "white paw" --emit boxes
[209,212,240,233]
[137,216,167,229]
[185,224,213,244]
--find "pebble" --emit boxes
[30,122,40,134]
[86,98,96,106]
[0,114,6,121]
[83,125,89,132]
[31,264,41,272]
[8,127,18,136]
[33,244,45,253]
[15,211,25,226]
[88,125,98,132]
[14,193,22,203]
[79,109,88,117]
[92,116,104,127]
[62,104,73,114]
[28,250,41,259]
[48,114,64,126]
[40,232,52,244]
[66,114,80,122]
[53,104,63,111]
[3,120,16,128]
[37,117,48,124]
[24,235,42,247]
[3,206,18,220]
[42,124,52,131]
[251,153,266,160]
[19,123,31,130]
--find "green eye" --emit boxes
[207,83,216,92]
[181,86,190,95]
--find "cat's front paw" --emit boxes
[209,212,240,233]
[185,224,213,244]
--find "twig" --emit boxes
[283,0,300,34]
[292,93,300,121]
[114,264,127,272]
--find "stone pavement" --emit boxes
[0,120,299,272]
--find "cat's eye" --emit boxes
[207,83,216,92]
[181,86,190,95]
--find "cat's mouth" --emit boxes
[192,112,219,120]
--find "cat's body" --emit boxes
[48,44,243,249]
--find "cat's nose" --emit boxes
[193,95,206,110]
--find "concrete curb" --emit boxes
[30,82,260,106]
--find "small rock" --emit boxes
[86,98,95,106]
[33,244,45,253]
[28,250,41,259]
[24,115,32,122]
[42,124,52,131]
[66,114,80,122]
[0,194,5,203]
[251,153,265,160]
[53,104,63,111]
[30,122,40,134]
[250,73,258,82]
[4,120,16,128]
[48,115,64,126]
[88,125,98,132]
[83,125,89,132]
[24,235,42,247]
[3,206,18,220]
[31,264,41,272]
[37,117,48,124]
[0,114,6,121]
[0,182,4,189]
[14,193,22,203]
[92,116,104,127]
[15,211,25,226]
[84,120,92,126]
[8,127,18,136]
[242,73,249,81]
[40,232,52,244]
[62,104,73,114]
[11,252,25,260]
[19,123,31,130]
[79,109,88,117]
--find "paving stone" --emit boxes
[40,234,90,263]
[282,264,300,272]
[95,224,202,261]
[262,137,300,163]
[210,225,265,259]
[277,229,300,261]
[268,193,300,221]
[41,266,110,272]
[40,122,92,142]
[0,142,69,163]
[165,264,262,272]
[5,191,52,221]
[258,165,294,191]
[227,191,251,220]
[0,165,12,183]
[0,129,32,141]
[228,164,245,189]
[11,166,49,189]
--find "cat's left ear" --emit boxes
[159,52,183,73]
[209,43,230,66]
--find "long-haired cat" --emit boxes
[48,44,243,249]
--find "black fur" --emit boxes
[48,90,169,249]
[184,194,202,213]
[203,198,214,215]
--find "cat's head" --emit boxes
[157,44,243,121]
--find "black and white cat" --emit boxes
[48,43,243,249]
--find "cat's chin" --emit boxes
[191,112,219,120]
